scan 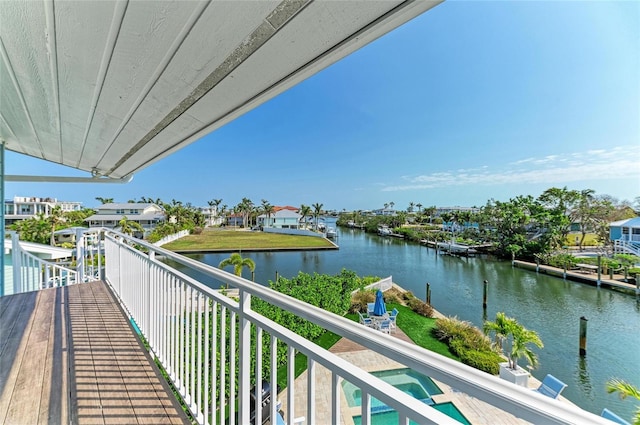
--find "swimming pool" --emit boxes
[352,402,471,425]
[343,368,470,425]
[341,368,443,409]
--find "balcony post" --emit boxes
[76,228,85,283]
[11,232,21,294]
[238,288,251,425]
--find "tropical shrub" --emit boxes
[350,289,375,313]
[406,298,434,318]
[434,317,500,374]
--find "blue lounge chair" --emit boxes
[601,408,631,425]
[535,374,567,399]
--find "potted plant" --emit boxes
[484,312,543,387]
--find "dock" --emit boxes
[513,260,639,293]
[0,282,190,425]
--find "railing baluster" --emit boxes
[211,300,218,425]
[270,335,278,424]
[361,391,370,425]
[203,295,210,425]
[197,291,203,422]
[229,310,236,425]
[287,345,295,424]
[331,372,340,425]
[219,306,226,425]
[238,289,251,425]
[307,358,315,424]
[254,326,263,425]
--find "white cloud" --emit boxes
[381,145,640,192]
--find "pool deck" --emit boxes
[0,282,190,425]
[278,323,569,425]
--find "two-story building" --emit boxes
[257,206,302,229]
[4,196,82,226]
[84,203,165,236]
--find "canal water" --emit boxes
[167,222,640,419]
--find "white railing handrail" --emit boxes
[99,228,610,425]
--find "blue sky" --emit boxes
[5,1,639,211]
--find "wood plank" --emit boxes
[0,291,39,424]
[4,290,55,424]
[38,286,69,424]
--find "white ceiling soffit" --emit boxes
[0,0,442,180]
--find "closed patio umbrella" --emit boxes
[373,289,387,316]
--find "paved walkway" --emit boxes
[0,282,190,425]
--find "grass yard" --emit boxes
[162,229,335,251]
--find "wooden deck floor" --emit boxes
[0,282,190,425]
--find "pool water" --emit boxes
[342,368,443,408]
[352,402,472,425]
[344,369,469,425]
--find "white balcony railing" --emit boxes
[99,229,609,425]
[7,232,79,295]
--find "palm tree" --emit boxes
[49,205,65,246]
[312,203,323,231]
[118,216,144,236]
[483,311,512,352]
[484,312,543,370]
[299,204,311,229]
[218,253,256,288]
[606,379,640,425]
[261,199,274,228]
[510,325,543,370]
[95,197,114,204]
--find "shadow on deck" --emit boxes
[0,282,190,425]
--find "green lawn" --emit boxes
[162,229,335,251]
[278,304,457,389]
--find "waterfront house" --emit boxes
[4,196,82,226]
[226,213,244,227]
[257,206,302,229]
[610,217,640,256]
[84,203,165,237]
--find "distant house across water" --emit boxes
[257,206,302,229]
[4,196,82,226]
[85,203,165,236]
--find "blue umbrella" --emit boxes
[373,289,387,316]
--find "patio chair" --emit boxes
[534,374,567,399]
[388,308,398,333]
[367,302,376,316]
[377,319,392,334]
[358,311,374,328]
[601,408,631,425]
